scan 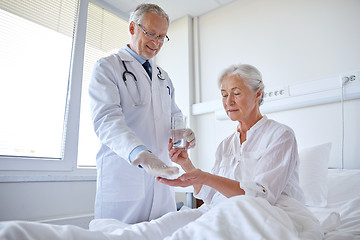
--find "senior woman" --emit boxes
[155,63,323,239]
[162,63,303,205]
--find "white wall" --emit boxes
[198,0,360,102]
[156,16,193,120]
[0,180,96,227]
[158,0,360,171]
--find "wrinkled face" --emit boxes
[129,12,168,60]
[220,75,261,122]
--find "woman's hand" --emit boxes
[168,139,193,171]
[158,168,245,197]
[156,169,206,193]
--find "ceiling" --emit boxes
[102,0,237,22]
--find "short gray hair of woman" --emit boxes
[129,3,169,26]
[218,64,265,106]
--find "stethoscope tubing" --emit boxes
[120,59,167,106]
[122,59,137,85]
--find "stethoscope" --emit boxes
[121,60,166,106]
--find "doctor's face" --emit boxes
[220,75,261,123]
[129,12,168,60]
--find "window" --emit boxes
[77,2,129,167]
[0,0,130,172]
[0,0,78,170]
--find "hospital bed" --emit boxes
[0,143,359,239]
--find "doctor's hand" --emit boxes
[132,151,179,177]
[184,128,196,148]
[169,128,196,149]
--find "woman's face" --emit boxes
[220,75,261,123]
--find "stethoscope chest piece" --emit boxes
[157,67,165,80]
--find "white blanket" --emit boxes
[308,169,360,240]
[0,195,322,240]
[164,195,322,239]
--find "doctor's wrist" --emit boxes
[129,145,149,164]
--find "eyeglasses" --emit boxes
[137,24,170,43]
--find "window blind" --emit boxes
[0,0,78,159]
[0,0,78,37]
[77,2,129,167]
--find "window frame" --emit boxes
[0,0,128,179]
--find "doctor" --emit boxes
[89,3,195,224]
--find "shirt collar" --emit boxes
[125,45,147,65]
[236,115,268,140]
[249,115,268,133]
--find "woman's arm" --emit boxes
[165,139,244,196]
[157,169,245,197]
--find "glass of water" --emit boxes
[171,115,187,150]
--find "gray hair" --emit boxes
[218,64,265,106]
[129,3,169,26]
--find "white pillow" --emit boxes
[299,142,331,207]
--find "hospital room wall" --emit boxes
[158,0,360,171]
[0,181,95,227]
[156,16,193,120]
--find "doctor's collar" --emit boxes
[125,45,148,65]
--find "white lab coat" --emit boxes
[89,48,181,223]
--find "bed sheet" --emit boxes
[0,195,322,240]
[1,169,359,240]
[307,169,360,240]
